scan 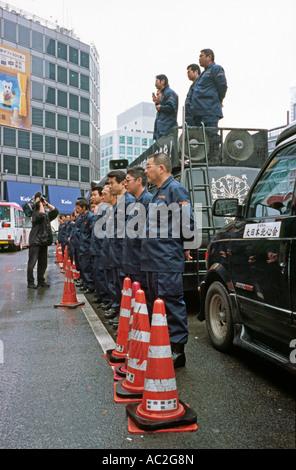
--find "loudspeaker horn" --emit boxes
[179,128,209,161]
[224,130,254,161]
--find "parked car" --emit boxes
[199,123,296,373]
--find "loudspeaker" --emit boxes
[222,129,268,168]
[109,159,129,170]
[179,127,210,162]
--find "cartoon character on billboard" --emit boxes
[2,80,15,108]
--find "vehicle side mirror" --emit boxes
[213,198,241,217]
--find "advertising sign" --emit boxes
[0,44,31,130]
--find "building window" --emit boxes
[32,31,43,52]
[18,25,30,47]
[45,111,55,129]
[32,108,43,127]
[69,70,79,88]
[18,131,30,150]
[80,97,89,114]
[32,134,43,152]
[134,137,140,146]
[58,90,67,108]
[3,127,16,147]
[127,136,133,145]
[127,147,133,155]
[3,20,16,42]
[119,146,125,154]
[32,81,43,101]
[69,47,79,65]
[81,166,89,182]
[18,157,30,176]
[119,136,125,144]
[142,138,148,146]
[57,42,67,60]
[45,136,56,154]
[69,94,79,111]
[81,120,89,137]
[45,86,56,105]
[70,165,79,181]
[45,60,56,80]
[58,163,68,180]
[135,147,140,156]
[80,51,89,69]
[57,114,67,132]
[45,37,55,56]
[81,143,89,159]
[45,161,56,179]
[3,154,16,173]
[32,159,43,177]
[70,141,79,158]
[80,74,89,91]
[58,138,68,156]
[69,117,79,134]
[58,66,68,84]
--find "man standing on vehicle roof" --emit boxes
[190,49,227,129]
[141,153,195,368]
[185,63,201,126]
[153,74,178,141]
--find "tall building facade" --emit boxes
[100,102,155,178]
[0,2,100,212]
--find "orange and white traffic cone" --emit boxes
[61,245,69,273]
[114,281,141,381]
[115,289,150,402]
[126,298,197,433]
[56,243,63,264]
[105,277,132,365]
[54,259,85,309]
[71,256,80,280]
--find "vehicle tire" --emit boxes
[205,281,234,352]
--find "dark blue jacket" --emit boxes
[58,222,67,246]
[79,210,94,254]
[98,203,114,269]
[141,175,194,273]
[69,214,83,249]
[109,192,135,268]
[122,188,153,274]
[185,81,196,126]
[190,62,227,121]
[153,85,178,141]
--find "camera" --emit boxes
[40,195,46,203]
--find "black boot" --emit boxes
[170,343,186,368]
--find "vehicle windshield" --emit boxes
[247,144,296,218]
[0,205,11,222]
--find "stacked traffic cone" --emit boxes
[115,289,150,402]
[61,245,69,273]
[114,281,141,381]
[126,298,197,433]
[54,259,85,309]
[71,256,80,280]
[55,243,63,264]
[105,278,132,365]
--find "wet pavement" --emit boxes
[0,245,295,451]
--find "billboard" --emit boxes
[0,44,31,130]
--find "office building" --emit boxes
[0,2,100,212]
[100,102,155,178]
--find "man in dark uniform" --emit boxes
[141,153,195,368]
[75,198,95,293]
[185,63,200,126]
[153,74,178,141]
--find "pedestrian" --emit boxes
[57,214,67,255]
[153,74,178,141]
[141,153,195,368]
[123,166,153,301]
[190,49,227,129]
[185,63,200,126]
[75,198,95,294]
[106,170,135,329]
[27,192,58,288]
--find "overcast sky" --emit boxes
[8,0,296,135]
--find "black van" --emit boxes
[199,123,296,373]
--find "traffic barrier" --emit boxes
[55,243,63,264]
[114,281,141,381]
[71,256,80,280]
[54,259,85,309]
[115,289,150,402]
[126,298,197,433]
[61,245,69,273]
[105,277,132,365]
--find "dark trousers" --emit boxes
[27,245,48,285]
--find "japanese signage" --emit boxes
[243,222,281,238]
[0,44,31,130]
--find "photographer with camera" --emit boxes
[27,192,58,289]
